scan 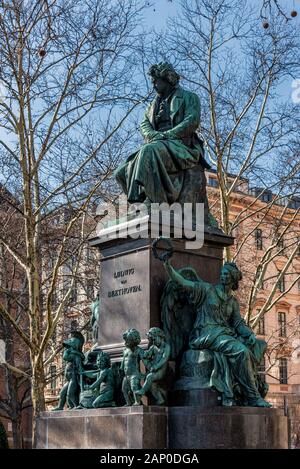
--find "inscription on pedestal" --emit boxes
[99,250,150,346]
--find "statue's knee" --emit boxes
[142,141,163,154]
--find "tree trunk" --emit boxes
[11,414,23,449]
[31,360,46,448]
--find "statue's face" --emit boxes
[154,335,162,346]
[148,333,161,347]
[97,355,106,369]
[220,268,233,287]
[63,337,79,350]
[125,334,139,347]
[151,76,170,95]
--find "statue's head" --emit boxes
[123,328,141,347]
[63,331,85,352]
[220,262,242,291]
[97,351,111,369]
[146,327,165,346]
[148,62,180,95]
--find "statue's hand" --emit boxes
[153,132,166,141]
[246,333,256,346]
[148,131,166,142]
[161,252,171,263]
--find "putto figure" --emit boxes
[52,331,85,411]
[137,327,170,405]
[86,352,116,408]
[121,328,144,406]
[114,62,210,211]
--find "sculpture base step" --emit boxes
[36,405,288,449]
[169,406,288,449]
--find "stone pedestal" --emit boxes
[36,217,289,450]
[169,406,288,449]
[36,405,288,449]
[89,216,233,360]
[36,406,167,449]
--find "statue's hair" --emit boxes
[123,328,141,346]
[222,262,242,291]
[146,327,165,340]
[148,62,180,86]
[70,331,85,351]
[97,351,111,368]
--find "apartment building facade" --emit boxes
[206,170,300,404]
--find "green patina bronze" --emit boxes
[52,331,85,411]
[160,251,271,408]
[136,327,170,406]
[83,352,116,408]
[114,62,210,209]
[121,328,144,406]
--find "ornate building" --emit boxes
[206,170,300,416]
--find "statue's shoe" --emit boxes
[51,407,64,412]
[248,397,272,408]
[222,397,234,406]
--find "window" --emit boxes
[278,312,287,337]
[297,237,300,257]
[279,358,288,384]
[86,279,94,300]
[261,191,272,203]
[64,208,76,224]
[86,247,93,262]
[52,291,58,308]
[85,329,93,342]
[255,229,263,250]
[50,365,57,390]
[67,255,77,271]
[51,327,56,343]
[276,235,284,251]
[277,272,285,293]
[52,215,60,226]
[47,256,54,271]
[298,279,300,295]
[257,312,265,335]
[69,283,77,304]
[257,357,266,383]
[208,177,219,188]
[71,320,78,332]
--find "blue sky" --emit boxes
[144,0,299,104]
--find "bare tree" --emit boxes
[158,0,299,241]
[0,0,149,446]
[148,0,300,369]
[260,0,299,22]
[0,238,31,448]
